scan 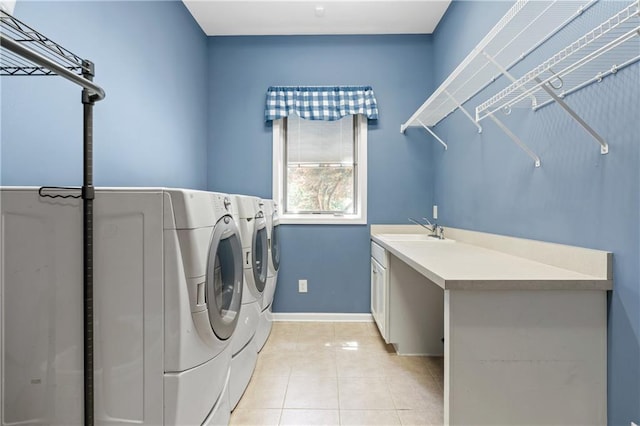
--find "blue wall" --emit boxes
[3,1,637,422]
[207,35,435,312]
[1,1,209,189]
[432,1,640,424]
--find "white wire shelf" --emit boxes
[476,1,640,122]
[400,0,596,137]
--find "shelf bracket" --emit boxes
[483,51,538,109]
[534,77,609,154]
[444,90,482,133]
[417,119,448,150]
[487,114,541,167]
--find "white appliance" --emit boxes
[164,189,243,426]
[228,194,268,410]
[253,199,280,351]
[0,187,243,426]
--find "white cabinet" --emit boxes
[372,227,611,423]
[370,241,389,342]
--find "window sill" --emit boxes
[280,214,367,225]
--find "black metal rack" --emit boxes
[1,10,105,426]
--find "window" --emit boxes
[273,114,367,224]
[266,85,377,224]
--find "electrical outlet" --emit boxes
[298,279,308,293]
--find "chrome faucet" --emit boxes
[423,218,444,240]
[408,217,444,239]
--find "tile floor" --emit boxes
[230,321,444,426]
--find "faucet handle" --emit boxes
[421,217,435,227]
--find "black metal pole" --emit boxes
[82,60,97,426]
[2,20,105,422]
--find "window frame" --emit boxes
[272,114,367,225]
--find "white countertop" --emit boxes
[371,229,612,291]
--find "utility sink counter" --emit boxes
[370,225,612,426]
[372,230,610,291]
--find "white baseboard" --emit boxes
[272,312,373,322]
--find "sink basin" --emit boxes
[376,234,455,242]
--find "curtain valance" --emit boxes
[265,86,378,121]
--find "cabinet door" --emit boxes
[371,257,387,340]
[371,258,379,320]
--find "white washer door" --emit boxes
[251,213,269,293]
[206,215,243,340]
[270,211,280,272]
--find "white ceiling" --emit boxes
[182,1,451,36]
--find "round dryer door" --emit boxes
[252,212,269,293]
[271,211,280,272]
[205,215,243,340]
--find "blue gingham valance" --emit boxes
[265,86,379,121]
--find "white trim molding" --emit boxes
[272,114,368,225]
[272,312,373,322]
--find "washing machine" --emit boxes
[164,189,243,425]
[254,199,280,352]
[228,194,268,410]
[0,187,242,426]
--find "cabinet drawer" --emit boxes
[371,241,387,267]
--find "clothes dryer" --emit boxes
[254,199,280,352]
[228,194,268,409]
[164,189,243,425]
[0,187,242,426]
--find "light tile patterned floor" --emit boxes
[230,321,444,426]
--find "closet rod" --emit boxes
[0,33,105,100]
